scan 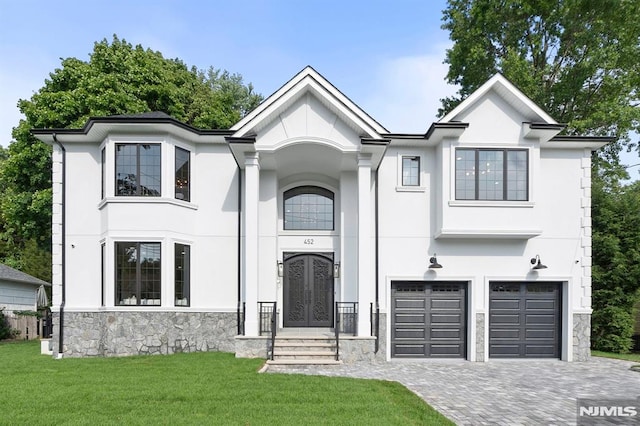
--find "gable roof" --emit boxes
[440,73,558,125]
[0,264,50,287]
[231,66,388,138]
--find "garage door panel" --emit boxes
[392,281,466,358]
[490,314,521,324]
[490,344,520,356]
[431,328,462,339]
[395,313,426,324]
[394,328,426,339]
[394,344,426,356]
[525,329,555,339]
[525,345,556,356]
[490,328,521,339]
[431,299,462,309]
[526,314,556,325]
[526,300,555,310]
[431,345,463,356]
[431,313,461,323]
[395,299,426,309]
[489,282,561,358]
[491,299,521,310]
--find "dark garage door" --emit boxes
[489,282,561,358]
[391,281,466,358]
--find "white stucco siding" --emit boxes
[256,93,362,150]
[454,91,528,144]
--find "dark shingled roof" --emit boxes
[0,264,50,286]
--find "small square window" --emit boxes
[402,156,420,186]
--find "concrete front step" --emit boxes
[271,335,339,364]
[266,359,343,366]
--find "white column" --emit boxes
[244,153,260,336]
[357,154,372,336]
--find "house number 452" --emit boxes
[304,238,314,245]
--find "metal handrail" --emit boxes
[336,302,358,335]
[270,302,277,361]
[335,301,340,361]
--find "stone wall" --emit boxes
[476,313,485,362]
[53,311,237,357]
[573,313,591,361]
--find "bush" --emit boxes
[592,305,635,353]
[0,308,14,340]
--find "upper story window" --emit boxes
[175,147,190,201]
[101,147,106,199]
[402,156,420,186]
[284,186,334,230]
[455,148,528,201]
[115,144,161,196]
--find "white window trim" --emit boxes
[396,153,426,192]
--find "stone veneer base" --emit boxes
[475,313,485,362]
[51,311,237,357]
[573,313,591,361]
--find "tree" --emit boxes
[591,169,640,352]
[441,0,640,351]
[441,0,640,157]
[0,35,262,278]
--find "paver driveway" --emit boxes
[267,357,640,425]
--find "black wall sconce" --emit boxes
[333,262,340,278]
[277,261,284,277]
[429,254,442,269]
[530,255,547,270]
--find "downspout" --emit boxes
[234,159,243,335]
[374,168,380,353]
[52,133,65,358]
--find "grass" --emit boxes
[591,350,640,363]
[0,340,453,425]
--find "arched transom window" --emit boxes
[284,186,334,230]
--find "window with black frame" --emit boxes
[115,242,161,306]
[175,147,190,201]
[115,144,161,196]
[402,156,420,186]
[175,243,190,307]
[283,186,334,230]
[455,148,528,201]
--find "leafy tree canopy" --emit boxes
[0,35,262,274]
[441,0,640,157]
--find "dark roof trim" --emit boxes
[31,115,234,137]
[225,136,256,144]
[360,137,390,146]
[550,135,616,143]
[381,133,428,140]
[425,122,469,138]
[525,122,567,130]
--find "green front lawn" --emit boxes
[0,340,452,425]
[592,350,640,363]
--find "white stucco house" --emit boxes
[33,67,610,362]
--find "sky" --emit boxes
[1,0,638,176]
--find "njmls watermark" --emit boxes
[577,398,639,425]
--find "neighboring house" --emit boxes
[0,264,51,339]
[32,67,610,361]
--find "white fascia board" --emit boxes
[441,74,557,125]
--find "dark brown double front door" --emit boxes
[283,253,334,327]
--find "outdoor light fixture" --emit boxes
[530,255,547,270]
[277,261,284,277]
[333,262,340,278]
[428,254,443,269]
